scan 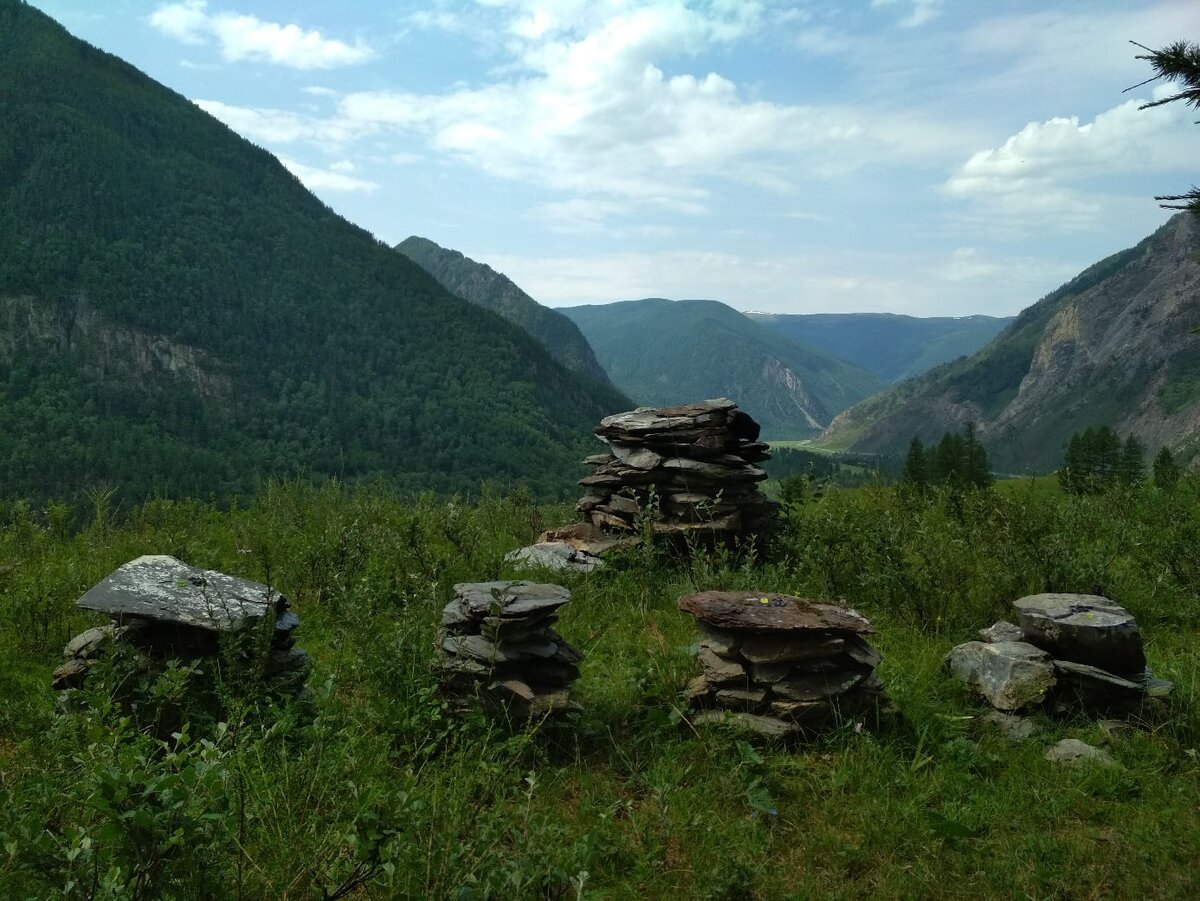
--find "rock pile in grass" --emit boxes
[677,590,886,739]
[948,593,1171,716]
[576,399,778,544]
[52,555,310,698]
[436,580,583,719]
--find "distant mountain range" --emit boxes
[561,298,885,438]
[745,312,1013,383]
[395,236,614,387]
[0,0,627,503]
[817,214,1200,471]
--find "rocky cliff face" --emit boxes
[396,236,614,386]
[1,295,231,397]
[818,214,1200,471]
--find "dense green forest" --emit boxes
[1,479,1198,897]
[0,0,627,507]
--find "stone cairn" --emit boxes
[677,590,886,739]
[435,580,584,720]
[52,555,310,698]
[577,398,777,544]
[948,593,1172,716]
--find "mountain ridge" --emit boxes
[395,236,615,387]
[561,297,886,439]
[0,0,626,503]
[817,214,1200,470]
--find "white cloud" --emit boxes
[150,2,374,69]
[278,157,378,193]
[872,0,942,28]
[195,99,369,146]
[944,95,1196,231]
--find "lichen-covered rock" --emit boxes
[504,542,604,573]
[1013,593,1145,675]
[1045,738,1117,767]
[978,621,1025,643]
[946,641,1056,712]
[678,591,873,635]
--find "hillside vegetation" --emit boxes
[1,479,1197,897]
[747,312,1013,383]
[396,236,616,387]
[818,215,1200,471]
[0,0,626,506]
[562,298,885,439]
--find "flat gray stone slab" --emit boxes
[453,581,571,618]
[947,640,1056,712]
[1014,593,1145,675]
[1045,738,1117,767]
[678,591,874,635]
[76,555,283,632]
[504,542,603,574]
[979,621,1025,643]
[691,710,801,739]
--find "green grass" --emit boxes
[1,481,1198,898]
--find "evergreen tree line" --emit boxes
[1058,426,1181,494]
[902,423,992,489]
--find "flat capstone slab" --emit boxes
[76,555,284,632]
[1013,593,1145,675]
[452,581,572,618]
[678,591,873,635]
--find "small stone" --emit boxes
[946,641,1056,712]
[691,710,801,739]
[740,633,845,665]
[1045,738,1117,767]
[498,679,536,703]
[978,621,1025,643]
[51,658,93,690]
[749,662,793,684]
[772,667,869,702]
[64,625,118,659]
[697,645,747,686]
[696,623,741,656]
[714,688,767,711]
[528,688,573,718]
[684,674,713,704]
[980,710,1037,741]
[767,699,830,721]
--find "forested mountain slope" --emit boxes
[0,0,626,503]
[817,214,1200,471]
[396,237,615,387]
[561,298,885,438]
[746,312,1013,383]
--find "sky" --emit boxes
[26,0,1200,316]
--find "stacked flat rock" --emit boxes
[577,399,778,541]
[948,593,1171,715]
[436,581,583,719]
[52,555,310,697]
[677,591,885,738]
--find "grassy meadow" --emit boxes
[1,480,1199,899]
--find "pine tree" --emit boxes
[1131,40,1200,215]
[903,436,928,488]
[1119,434,1146,485]
[1094,426,1122,489]
[962,421,992,487]
[1153,446,1181,490]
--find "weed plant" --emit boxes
[0,478,1198,897]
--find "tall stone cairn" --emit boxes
[578,398,778,542]
[52,555,310,698]
[677,590,886,739]
[436,581,584,720]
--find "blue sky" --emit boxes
[27,0,1200,315]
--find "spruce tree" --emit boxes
[1059,432,1083,494]
[1153,446,1181,490]
[1119,434,1146,485]
[962,421,992,487]
[1131,40,1200,214]
[903,436,928,487]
